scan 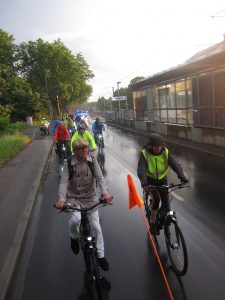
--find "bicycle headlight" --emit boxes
[166,210,177,221]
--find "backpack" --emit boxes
[67,155,95,180]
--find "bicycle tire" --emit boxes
[164,220,188,276]
[83,250,102,300]
[99,138,103,154]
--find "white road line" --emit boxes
[171,191,185,202]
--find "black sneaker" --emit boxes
[71,238,79,255]
[98,257,109,271]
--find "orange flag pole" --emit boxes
[127,174,144,209]
[127,174,174,300]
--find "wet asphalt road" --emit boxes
[9,124,225,300]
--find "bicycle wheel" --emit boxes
[83,250,102,300]
[164,220,188,276]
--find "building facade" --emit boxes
[131,36,225,147]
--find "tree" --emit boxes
[16,39,94,114]
[0,29,40,120]
[0,29,15,70]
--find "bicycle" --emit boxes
[94,131,104,154]
[54,198,112,300]
[55,140,71,171]
[144,182,189,276]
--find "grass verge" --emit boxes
[0,132,31,167]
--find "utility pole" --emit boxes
[117,82,121,111]
[111,87,114,112]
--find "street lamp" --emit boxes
[117,81,121,111]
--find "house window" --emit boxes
[176,80,186,108]
[167,83,176,108]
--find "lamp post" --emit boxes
[117,81,121,111]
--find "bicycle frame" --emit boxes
[144,183,189,276]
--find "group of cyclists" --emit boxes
[52,114,105,159]
[52,112,188,273]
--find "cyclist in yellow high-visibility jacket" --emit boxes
[137,133,188,229]
[70,125,96,153]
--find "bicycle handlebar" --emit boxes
[53,197,112,213]
[147,182,190,191]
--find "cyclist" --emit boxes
[40,117,50,135]
[70,124,96,153]
[52,119,61,135]
[67,116,76,137]
[74,113,81,125]
[137,133,188,233]
[92,117,105,147]
[55,139,113,271]
[54,122,71,158]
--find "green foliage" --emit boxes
[0,104,14,117]
[0,116,27,135]
[0,29,95,120]
[0,29,15,69]
[16,38,94,113]
[0,117,10,132]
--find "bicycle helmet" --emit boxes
[148,133,164,146]
[77,124,86,131]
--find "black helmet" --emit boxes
[148,133,164,146]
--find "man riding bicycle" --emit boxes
[54,121,71,158]
[55,139,112,271]
[137,133,188,233]
[92,117,105,148]
[70,124,96,153]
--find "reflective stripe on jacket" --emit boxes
[141,148,170,180]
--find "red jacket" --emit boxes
[54,124,71,142]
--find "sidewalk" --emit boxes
[0,127,54,300]
[107,122,225,159]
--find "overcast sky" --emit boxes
[0,0,225,101]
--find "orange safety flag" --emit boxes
[127,174,144,209]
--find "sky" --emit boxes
[0,0,225,102]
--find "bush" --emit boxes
[0,117,27,135]
[7,121,27,133]
[0,117,10,132]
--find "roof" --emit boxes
[131,37,225,90]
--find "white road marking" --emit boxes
[171,191,185,201]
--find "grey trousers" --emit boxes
[69,209,104,258]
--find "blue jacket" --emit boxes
[92,121,105,132]
[52,120,61,135]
